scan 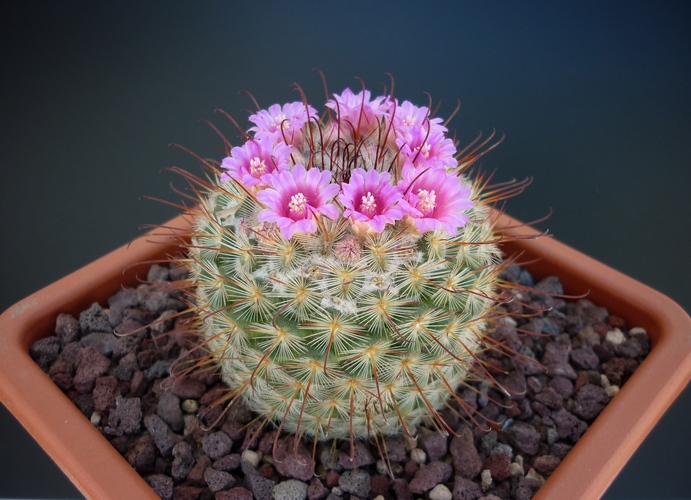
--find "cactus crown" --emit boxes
[174,82,525,447]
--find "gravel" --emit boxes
[31,262,650,499]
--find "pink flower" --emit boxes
[392,100,446,136]
[326,88,391,133]
[256,164,340,240]
[395,124,457,169]
[338,168,403,233]
[397,163,473,236]
[249,102,318,145]
[220,138,291,187]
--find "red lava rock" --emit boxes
[273,436,316,481]
[506,422,540,456]
[541,342,571,365]
[404,459,420,477]
[105,396,142,435]
[93,375,118,413]
[172,485,202,500]
[338,440,375,470]
[548,375,574,398]
[146,473,173,500]
[453,475,483,500]
[608,314,627,328]
[257,463,277,481]
[186,454,212,487]
[533,454,562,476]
[172,441,196,481]
[221,420,247,442]
[516,476,542,500]
[573,384,610,420]
[214,453,241,472]
[215,487,253,500]
[144,414,176,457]
[534,387,564,410]
[338,469,371,498]
[307,477,329,500]
[157,391,184,432]
[55,313,80,344]
[79,302,111,334]
[258,430,279,455]
[241,420,264,450]
[392,478,414,500]
[383,434,407,462]
[48,360,73,391]
[126,434,157,474]
[546,362,577,380]
[450,425,482,479]
[129,370,147,396]
[74,346,111,393]
[420,431,449,462]
[370,474,390,496]
[501,369,527,400]
[603,357,639,386]
[165,375,207,399]
[81,331,118,357]
[58,341,81,366]
[325,469,340,488]
[552,408,588,443]
[570,347,600,370]
[202,431,233,460]
[244,467,276,499]
[484,452,512,482]
[616,338,643,359]
[409,461,452,494]
[204,466,236,492]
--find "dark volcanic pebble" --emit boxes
[32,264,650,500]
[409,460,452,494]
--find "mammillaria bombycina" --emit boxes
[167,81,530,454]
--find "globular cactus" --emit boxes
[174,83,523,446]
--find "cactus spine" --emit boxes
[178,84,518,443]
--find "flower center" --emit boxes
[416,189,436,216]
[414,143,431,159]
[273,113,289,130]
[403,115,416,127]
[249,157,267,177]
[359,191,378,218]
[289,192,308,217]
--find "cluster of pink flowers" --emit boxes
[220,88,474,240]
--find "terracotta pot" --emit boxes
[1,213,690,499]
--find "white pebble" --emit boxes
[480,469,492,492]
[410,447,427,464]
[331,486,343,495]
[629,327,648,336]
[429,483,453,500]
[90,412,101,426]
[242,449,260,468]
[181,399,199,414]
[606,385,620,397]
[605,328,626,345]
[526,467,546,485]
[600,374,611,388]
[510,462,524,477]
[372,496,385,500]
[404,434,418,450]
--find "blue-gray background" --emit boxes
[1,1,689,498]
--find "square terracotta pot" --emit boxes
[1,213,690,499]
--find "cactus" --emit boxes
[173,83,525,446]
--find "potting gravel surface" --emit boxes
[31,262,650,500]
